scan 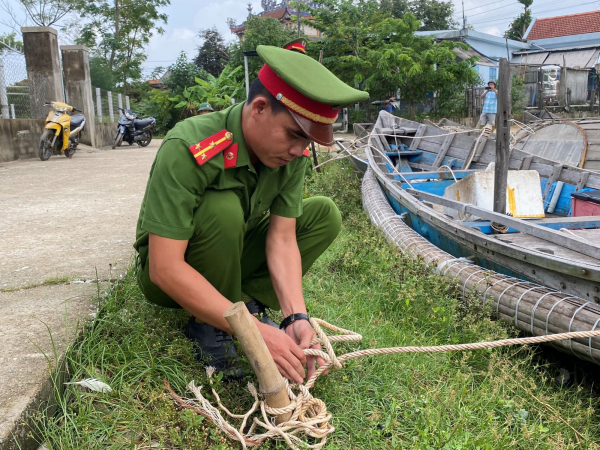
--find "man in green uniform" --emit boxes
[198,102,214,115]
[134,45,368,384]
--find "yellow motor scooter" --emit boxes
[39,101,86,161]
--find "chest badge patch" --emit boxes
[188,129,233,166]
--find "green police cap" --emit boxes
[283,37,308,53]
[256,45,369,145]
[198,102,214,112]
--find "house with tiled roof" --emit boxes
[524,10,600,47]
[510,10,600,105]
[228,0,323,40]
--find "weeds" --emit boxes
[35,160,600,449]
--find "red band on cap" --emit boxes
[258,64,338,125]
[285,43,306,53]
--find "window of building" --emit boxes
[489,67,497,80]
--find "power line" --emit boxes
[453,0,520,18]
[469,0,599,25]
[452,0,569,18]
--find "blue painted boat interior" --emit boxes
[383,149,599,240]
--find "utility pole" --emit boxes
[297,3,302,37]
[492,58,511,223]
[462,0,466,29]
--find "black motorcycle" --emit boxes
[112,108,156,149]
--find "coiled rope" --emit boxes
[165,318,600,449]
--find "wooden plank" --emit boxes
[379,127,419,135]
[494,233,600,265]
[432,133,455,168]
[542,164,564,200]
[409,125,427,151]
[533,215,600,229]
[520,155,533,169]
[405,188,600,260]
[576,171,590,191]
[462,140,479,170]
[473,135,489,161]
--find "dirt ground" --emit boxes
[0,140,160,448]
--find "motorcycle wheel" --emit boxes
[112,131,124,149]
[138,131,152,147]
[39,129,59,161]
[64,147,76,158]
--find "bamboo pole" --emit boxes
[223,302,292,423]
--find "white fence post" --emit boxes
[10,104,15,118]
[95,87,102,122]
[0,60,10,119]
[118,93,123,111]
[107,90,114,122]
[125,95,130,110]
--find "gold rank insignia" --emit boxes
[188,129,234,166]
[223,144,238,169]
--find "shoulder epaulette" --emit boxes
[188,129,233,166]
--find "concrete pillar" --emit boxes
[96,88,102,122]
[125,96,130,110]
[21,27,64,118]
[60,45,96,147]
[0,59,9,119]
[107,91,114,122]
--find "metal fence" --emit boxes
[0,50,47,119]
[92,87,130,123]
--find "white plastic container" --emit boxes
[443,169,545,221]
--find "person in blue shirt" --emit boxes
[480,81,497,128]
[381,98,397,114]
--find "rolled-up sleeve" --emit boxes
[270,158,307,218]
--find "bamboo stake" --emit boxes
[223,302,292,423]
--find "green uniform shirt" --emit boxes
[134,102,308,262]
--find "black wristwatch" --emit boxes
[279,313,310,330]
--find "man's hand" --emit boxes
[285,320,327,380]
[259,323,307,384]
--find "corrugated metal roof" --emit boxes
[544,49,597,68]
[453,47,496,66]
[511,47,600,69]
[511,52,549,65]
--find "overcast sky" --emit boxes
[1,0,598,77]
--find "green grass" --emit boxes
[35,160,600,449]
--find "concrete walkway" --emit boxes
[0,140,160,449]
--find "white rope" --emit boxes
[166,319,600,449]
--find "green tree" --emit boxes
[228,16,297,88]
[73,0,169,85]
[170,65,243,118]
[307,0,479,120]
[505,0,533,41]
[194,27,229,77]
[165,51,206,95]
[379,0,457,31]
[89,55,115,90]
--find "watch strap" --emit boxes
[279,313,310,330]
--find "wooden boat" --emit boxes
[362,111,600,363]
[335,123,371,174]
